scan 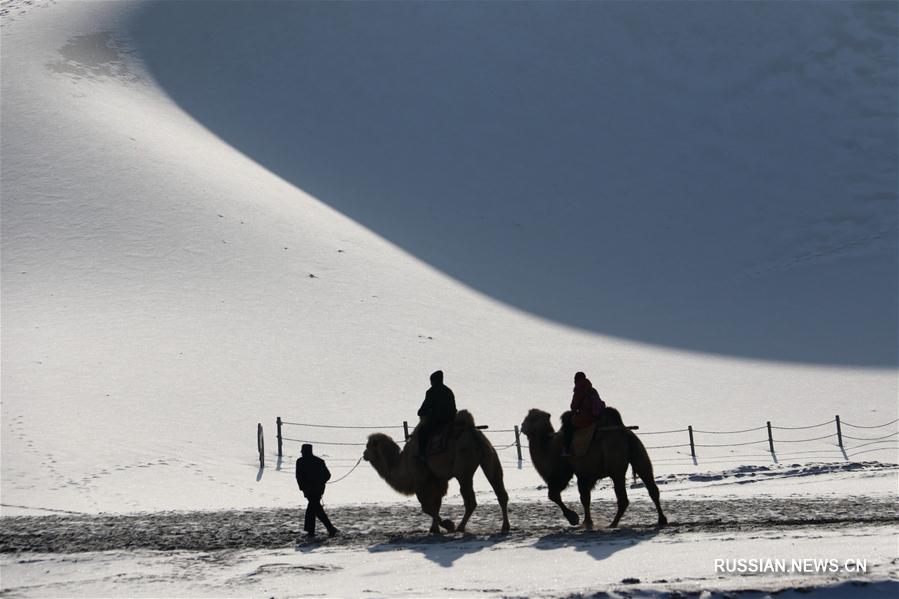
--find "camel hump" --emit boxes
[454,409,475,427]
[601,407,624,427]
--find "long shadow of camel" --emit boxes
[362,527,657,566]
[127,1,898,367]
[367,532,508,568]
[534,527,660,562]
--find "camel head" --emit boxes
[364,432,416,496]
[521,408,554,438]
[364,433,401,466]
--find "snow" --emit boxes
[1,0,897,596]
[2,513,897,597]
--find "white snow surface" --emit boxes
[3,526,897,598]
[1,0,897,597]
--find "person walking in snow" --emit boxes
[416,370,457,461]
[562,371,605,455]
[295,444,338,538]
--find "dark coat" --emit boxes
[571,378,601,428]
[296,454,331,499]
[418,384,457,425]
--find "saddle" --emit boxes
[426,428,450,456]
[568,407,626,457]
[570,423,597,457]
[423,411,474,457]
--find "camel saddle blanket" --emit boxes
[425,412,473,456]
[571,423,597,457]
[426,429,450,456]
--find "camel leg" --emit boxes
[549,488,579,526]
[456,477,477,533]
[480,452,511,533]
[417,489,446,534]
[608,474,630,528]
[440,516,456,532]
[420,502,441,534]
[577,477,594,530]
[424,507,455,533]
[434,488,456,533]
[639,473,668,527]
[435,495,455,533]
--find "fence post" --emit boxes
[514,425,523,461]
[835,415,843,448]
[403,421,409,442]
[767,421,775,454]
[276,417,283,458]
[257,423,264,468]
[688,425,695,458]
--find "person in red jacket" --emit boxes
[562,371,604,455]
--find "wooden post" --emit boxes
[767,421,775,454]
[688,425,695,458]
[276,416,283,458]
[835,415,843,448]
[257,423,264,468]
[514,425,523,461]
[403,421,410,442]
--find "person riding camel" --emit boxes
[417,370,457,461]
[562,371,605,456]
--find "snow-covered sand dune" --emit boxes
[1,0,895,516]
[127,0,898,367]
[1,0,897,596]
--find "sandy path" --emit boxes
[3,496,896,554]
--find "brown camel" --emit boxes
[363,409,511,534]
[521,407,667,529]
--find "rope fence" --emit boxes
[640,427,689,435]
[281,437,367,447]
[280,421,404,430]
[840,418,899,429]
[771,419,835,430]
[841,431,898,442]
[693,439,769,448]
[691,425,767,435]
[772,433,836,444]
[256,414,898,469]
[645,443,691,450]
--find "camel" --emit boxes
[363,409,511,534]
[520,407,667,529]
